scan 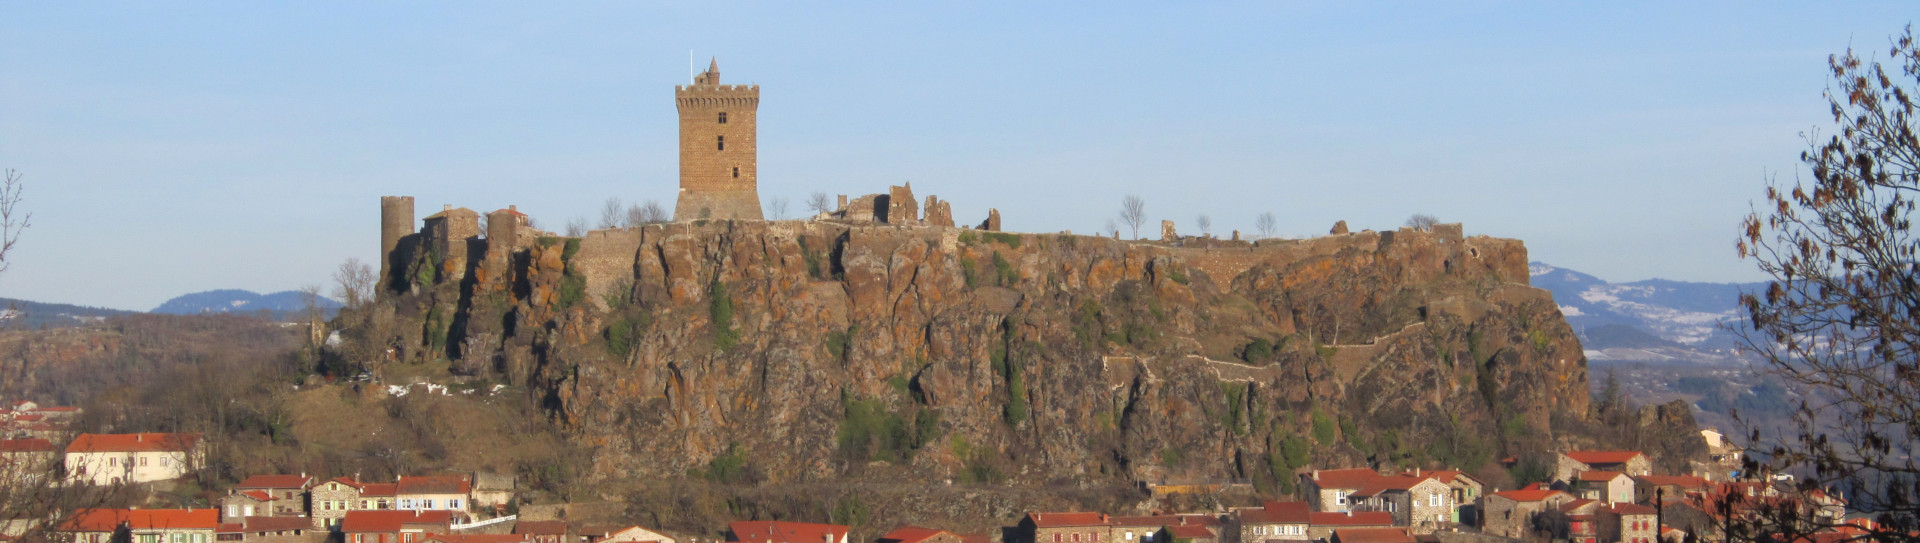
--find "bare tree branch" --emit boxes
[1119,195,1146,239]
[0,170,31,276]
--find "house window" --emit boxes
[1430,492,1441,507]
[1072,533,1080,542]
[1124,533,1133,541]
[718,112,727,124]
[139,457,147,467]
[1334,491,1349,506]
[449,499,461,509]
[717,136,725,150]
[161,457,170,467]
[109,457,116,467]
[1053,534,1061,543]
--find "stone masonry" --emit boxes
[674,58,763,221]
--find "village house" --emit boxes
[1634,475,1711,504]
[1425,470,1485,524]
[1234,501,1310,543]
[1152,525,1213,543]
[1108,515,1217,543]
[471,472,515,514]
[420,535,529,543]
[0,438,56,485]
[1306,512,1393,541]
[1346,473,1456,534]
[1572,471,1636,505]
[726,521,851,543]
[1554,451,1652,482]
[311,478,399,529]
[1020,513,1111,543]
[514,521,568,543]
[878,526,988,543]
[1561,499,1604,543]
[396,475,472,516]
[1479,485,1573,539]
[1302,469,1380,513]
[582,525,677,543]
[220,491,280,523]
[338,510,453,543]
[233,475,314,517]
[1614,503,1659,543]
[215,517,320,543]
[1327,527,1414,543]
[58,508,219,543]
[64,433,203,486]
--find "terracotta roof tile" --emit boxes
[1026,513,1109,528]
[1611,503,1658,516]
[1576,471,1626,483]
[426,535,533,543]
[728,521,849,543]
[243,517,315,532]
[1490,488,1569,503]
[0,438,55,453]
[1564,451,1646,465]
[878,526,949,543]
[239,490,275,502]
[235,475,314,490]
[1636,475,1709,489]
[1308,512,1393,527]
[1308,469,1382,490]
[399,475,472,496]
[340,510,454,533]
[1331,528,1415,543]
[1239,502,1310,525]
[1163,525,1213,539]
[66,433,199,453]
[60,509,219,532]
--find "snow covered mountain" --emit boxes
[151,289,340,319]
[1529,262,1765,364]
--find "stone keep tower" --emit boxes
[379,196,415,290]
[674,58,763,221]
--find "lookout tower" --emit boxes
[674,58,763,221]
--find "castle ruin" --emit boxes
[674,59,762,221]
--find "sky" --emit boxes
[0,2,1912,311]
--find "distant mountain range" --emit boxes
[151,289,341,319]
[0,290,340,329]
[1529,262,1765,365]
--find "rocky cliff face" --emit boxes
[361,221,1590,490]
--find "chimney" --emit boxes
[509,205,517,212]
[137,434,143,442]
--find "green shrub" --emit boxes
[958,231,978,245]
[1243,338,1274,362]
[604,313,651,358]
[1339,417,1360,447]
[830,496,869,527]
[1160,447,1187,466]
[561,238,582,261]
[709,281,739,350]
[991,252,1017,285]
[1168,266,1190,285]
[984,232,1022,248]
[1281,436,1311,468]
[1221,382,1248,435]
[836,393,937,463]
[1004,366,1028,425]
[557,272,587,308]
[1311,409,1336,445]
[960,256,979,288]
[800,237,824,279]
[702,444,750,484]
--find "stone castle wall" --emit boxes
[572,228,646,309]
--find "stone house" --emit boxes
[1634,475,1710,505]
[421,536,530,543]
[1555,451,1652,482]
[339,510,453,543]
[0,437,57,485]
[1346,473,1456,533]
[1154,525,1213,543]
[232,475,314,517]
[311,477,398,528]
[1019,513,1111,543]
[471,472,515,514]
[220,491,279,523]
[1306,512,1393,541]
[584,525,677,543]
[396,475,472,516]
[1327,528,1414,543]
[514,521,567,543]
[1479,486,1573,539]
[1109,515,1217,543]
[1561,499,1603,543]
[64,433,203,486]
[1425,470,1485,524]
[726,521,851,543]
[58,508,219,543]
[1573,471,1636,505]
[1613,503,1659,543]
[216,516,321,543]
[1302,469,1382,513]
[1234,501,1310,543]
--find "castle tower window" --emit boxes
[717,136,725,150]
[718,112,727,124]
[732,167,739,178]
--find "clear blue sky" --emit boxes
[0,2,1911,311]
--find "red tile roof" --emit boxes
[1576,471,1626,483]
[66,433,199,453]
[242,517,314,532]
[1308,512,1393,527]
[1564,451,1646,465]
[14,414,43,422]
[1559,499,1600,514]
[1489,488,1569,503]
[217,523,244,534]
[727,521,850,543]
[516,521,569,535]
[427,535,533,543]
[1309,469,1383,489]
[1163,525,1213,540]
[1239,502,1310,525]
[0,438,55,453]
[360,483,399,497]
[60,509,219,532]
[878,526,950,543]
[235,474,314,490]
[1331,527,1415,543]
[399,475,472,496]
[1636,475,1710,489]
[340,510,454,533]
[1026,513,1110,528]
[1350,474,1439,498]
[238,490,275,502]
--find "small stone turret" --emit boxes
[487,206,526,261]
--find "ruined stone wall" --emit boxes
[573,228,646,309]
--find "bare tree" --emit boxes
[1196,215,1213,237]
[1119,195,1146,239]
[1734,26,1920,543]
[1405,213,1439,230]
[598,197,624,230]
[0,170,30,276]
[769,196,790,221]
[807,192,834,215]
[639,200,668,224]
[332,258,375,311]
[1255,212,1277,239]
[565,218,587,237]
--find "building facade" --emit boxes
[674,58,763,221]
